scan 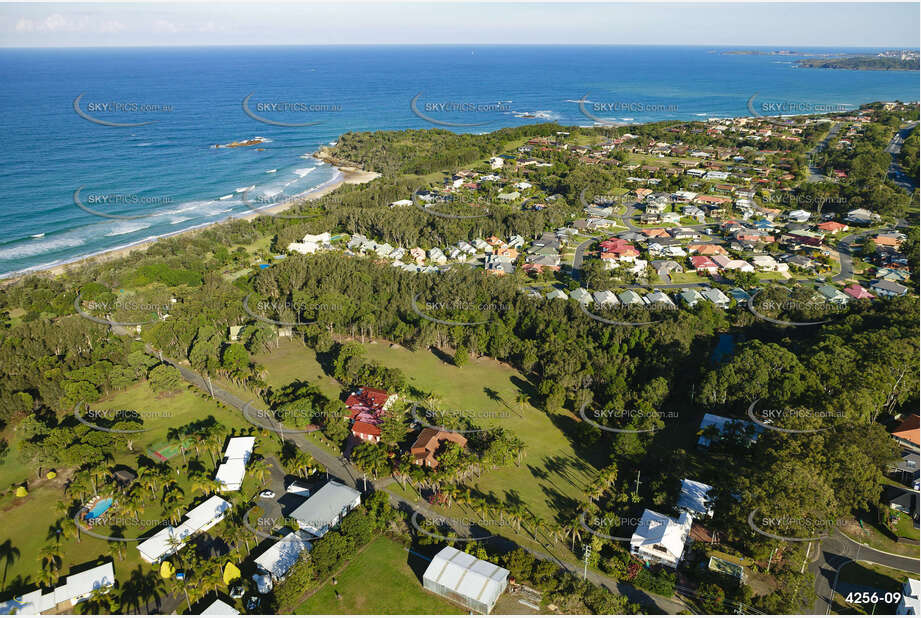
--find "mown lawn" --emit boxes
[247,339,600,525]
[360,343,601,523]
[0,381,272,594]
[293,536,462,615]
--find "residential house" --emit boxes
[697,413,762,448]
[252,531,313,592]
[569,288,592,304]
[138,496,231,563]
[891,415,920,453]
[0,562,116,615]
[410,428,468,467]
[214,436,256,492]
[289,481,361,538]
[690,256,719,276]
[645,291,675,307]
[818,221,849,233]
[546,288,568,301]
[680,288,704,307]
[896,579,920,615]
[678,479,714,518]
[593,290,620,306]
[351,420,381,443]
[630,509,693,569]
[700,288,730,309]
[687,243,727,256]
[428,248,447,265]
[870,279,908,298]
[817,284,849,306]
[843,284,874,300]
[618,290,645,306]
[846,208,880,225]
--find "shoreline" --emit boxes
[0,161,380,285]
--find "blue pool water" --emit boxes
[86,497,113,519]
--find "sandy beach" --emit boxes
[2,160,381,285]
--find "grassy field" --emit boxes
[839,516,920,558]
[838,560,915,591]
[0,381,271,595]
[360,342,601,523]
[293,537,462,615]
[246,339,600,525]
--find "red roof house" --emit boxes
[843,284,874,300]
[351,421,381,443]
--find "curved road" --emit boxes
[811,529,920,614]
[116,327,688,615]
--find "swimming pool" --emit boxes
[86,497,113,520]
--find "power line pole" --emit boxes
[582,544,591,580]
[634,471,642,495]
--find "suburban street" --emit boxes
[885,121,919,193]
[115,327,689,615]
[811,529,920,614]
[807,122,841,183]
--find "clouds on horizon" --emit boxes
[1,2,919,48]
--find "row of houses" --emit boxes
[0,562,115,615]
[630,479,715,569]
[214,436,255,492]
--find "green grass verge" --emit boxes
[293,536,463,615]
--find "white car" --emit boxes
[258,490,276,499]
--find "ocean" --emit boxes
[0,45,917,278]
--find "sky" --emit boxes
[0,1,919,48]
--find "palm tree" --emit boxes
[163,574,192,614]
[191,476,221,498]
[568,515,583,552]
[78,588,118,615]
[248,458,272,497]
[167,427,188,465]
[0,540,20,588]
[57,516,81,545]
[36,543,62,587]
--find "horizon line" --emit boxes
[2,43,917,49]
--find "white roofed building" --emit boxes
[422,546,509,614]
[253,531,313,587]
[677,479,715,517]
[215,436,255,492]
[897,579,920,615]
[137,496,231,563]
[200,599,240,615]
[0,562,115,615]
[630,509,693,568]
[289,481,361,538]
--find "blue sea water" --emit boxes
[0,45,917,277]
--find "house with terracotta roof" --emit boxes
[690,256,719,275]
[688,243,727,256]
[642,228,671,239]
[351,420,381,443]
[818,221,849,233]
[410,428,468,467]
[843,284,874,300]
[892,415,920,453]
